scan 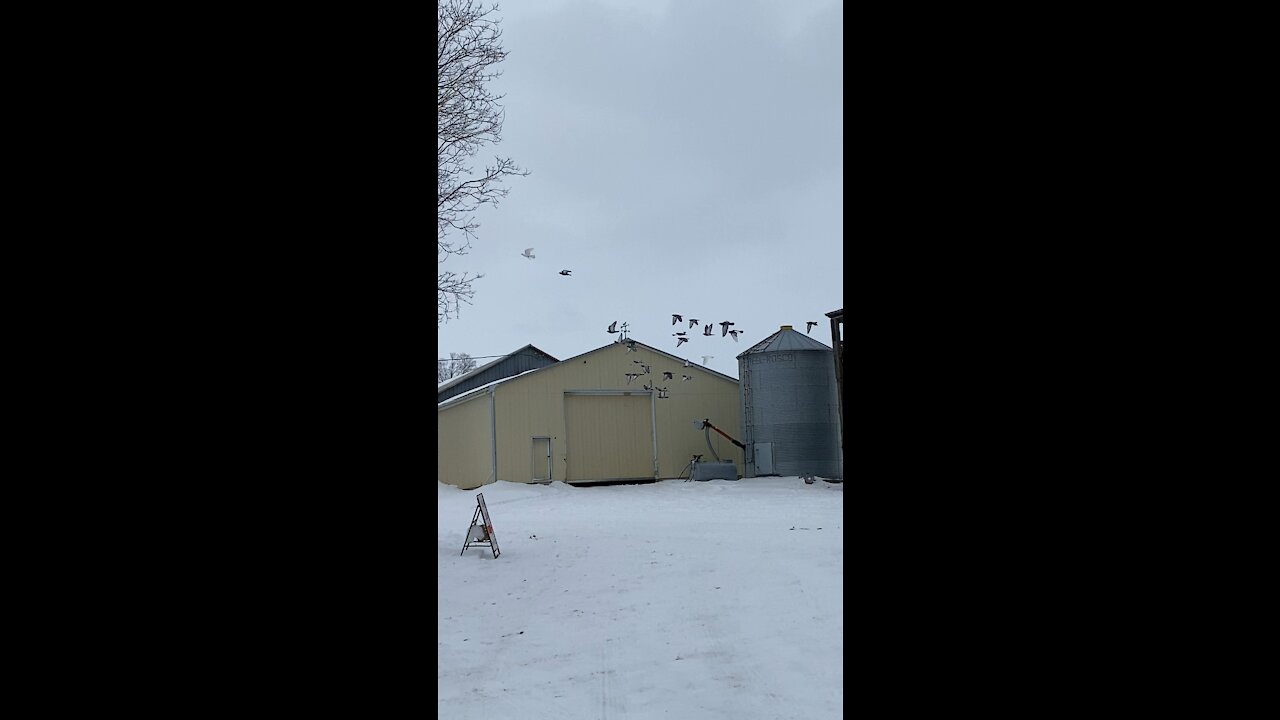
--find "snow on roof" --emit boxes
[438,368,541,408]
[437,354,507,394]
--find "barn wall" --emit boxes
[493,376,568,483]
[653,379,745,478]
[492,341,741,483]
[437,391,493,489]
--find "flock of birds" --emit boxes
[618,354,698,399]
[664,314,744,346]
[600,313,816,400]
[609,316,743,348]
[599,322,707,400]
[524,247,823,398]
[525,247,822,336]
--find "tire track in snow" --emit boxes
[598,639,625,719]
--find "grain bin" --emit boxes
[736,326,841,479]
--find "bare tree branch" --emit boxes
[438,352,478,382]
[438,0,529,325]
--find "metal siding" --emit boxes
[487,341,743,483]
[565,394,652,481]
[738,344,842,479]
[437,393,494,489]
[652,373,744,478]
[496,342,658,482]
[493,365,575,483]
[437,350,557,403]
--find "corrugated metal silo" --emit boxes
[736,326,841,479]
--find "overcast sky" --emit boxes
[438,0,843,379]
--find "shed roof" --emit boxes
[736,325,832,358]
[437,344,558,395]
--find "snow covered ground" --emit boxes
[438,477,843,719]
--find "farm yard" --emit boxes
[437,477,844,719]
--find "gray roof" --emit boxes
[437,344,559,400]
[736,326,832,358]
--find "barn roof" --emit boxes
[437,344,558,397]
[438,337,739,410]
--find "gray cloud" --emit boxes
[440,0,843,377]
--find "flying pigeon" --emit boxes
[681,374,692,382]
[658,388,670,399]
[719,321,734,337]
[632,360,651,374]
[671,314,682,325]
[702,323,713,336]
[701,355,714,365]
[662,371,673,381]
[806,321,818,334]
[676,337,689,347]
[625,340,638,352]
[607,321,618,333]
[683,359,692,367]
[673,331,687,337]
[642,383,653,391]
[559,269,572,276]
[688,318,699,329]
[728,329,740,342]
[625,373,641,385]
[521,248,535,259]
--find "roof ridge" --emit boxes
[735,327,832,358]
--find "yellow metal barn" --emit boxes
[437,339,745,489]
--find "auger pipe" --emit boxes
[701,418,746,450]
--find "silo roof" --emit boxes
[736,326,832,358]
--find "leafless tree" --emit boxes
[438,352,479,382]
[439,0,528,325]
